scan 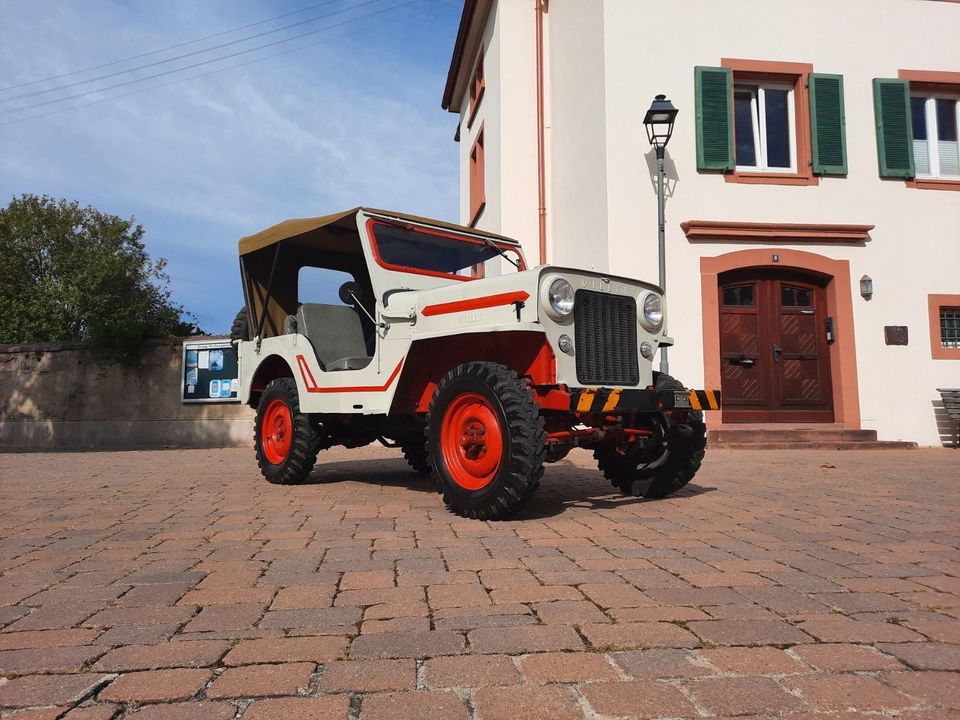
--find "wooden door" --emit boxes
[719,270,834,423]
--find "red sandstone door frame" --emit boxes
[700,249,861,429]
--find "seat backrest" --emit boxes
[296,304,370,370]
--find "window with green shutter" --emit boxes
[695,66,734,171]
[809,74,847,175]
[873,79,915,178]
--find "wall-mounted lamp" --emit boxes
[859,275,873,300]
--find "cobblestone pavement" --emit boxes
[0,446,958,719]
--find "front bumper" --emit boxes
[569,387,721,414]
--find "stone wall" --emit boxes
[0,338,254,451]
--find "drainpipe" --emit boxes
[535,0,547,265]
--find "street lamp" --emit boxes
[643,94,678,375]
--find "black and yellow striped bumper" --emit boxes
[569,387,721,414]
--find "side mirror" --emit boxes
[339,281,363,305]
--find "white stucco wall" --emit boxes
[452,0,960,445]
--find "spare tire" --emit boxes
[230,309,250,345]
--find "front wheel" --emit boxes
[427,362,545,519]
[594,372,707,499]
[254,378,323,484]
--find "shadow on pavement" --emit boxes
[297,454,717,519]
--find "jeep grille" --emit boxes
[574,290,639,386]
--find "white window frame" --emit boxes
[734,82,797,174]
[912,93,960,179]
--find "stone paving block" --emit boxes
[518,651,620,683]
[124,701,237,719]
[785,674,913,712]
[99,668,211,703]
[688,619,814,646]
[608,605,709,623]
[0,645,106,674]
[577,582,654,608]
[582,621,699,650]
[532,600,609,625]
[0,673,111,708]
[468,625,583,654]
[881,671,960,708]
[876,642,960,670]
[798,616,924,643]
[267,585,334,609]
[427,583,491,609]
[206,662,314,698]
[700,646,807,675]
[319,658,416,692]
[359,690,469,720]
[350,629,466,659]
[223,635,347,664]
[182,603,265,632]
[610,648,713,680]
[93,639,229,671]
[423,654,521,688]
[687,676,807,716]
[580,680,697,719]
[243,696,352,720]
[790,642,905,671]
[0,629,102,651]
[473,685,583,720]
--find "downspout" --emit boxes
[535,0,547,265]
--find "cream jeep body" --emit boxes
[235,207,718,519]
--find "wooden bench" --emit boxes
[937,388,960,447]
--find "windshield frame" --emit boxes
[365,218,526,282]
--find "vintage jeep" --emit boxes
[233,207,720,519]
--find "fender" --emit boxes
[390,331,556,415]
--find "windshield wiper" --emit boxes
[480,236,519,269]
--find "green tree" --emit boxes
[0,194,201,363]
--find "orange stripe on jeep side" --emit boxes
[576,389,596,412]
[602,389,622,412]
[687,390,702,411]
[705,389,719,409]
[421,291,530,317]
[295,355,404,394]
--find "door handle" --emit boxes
[773,344,782,363]
[729,356,756,368]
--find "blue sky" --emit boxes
[0,0,462,333]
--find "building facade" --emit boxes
[441,0,960,445]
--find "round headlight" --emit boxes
[548,278,575,317]
[640,293,663,332]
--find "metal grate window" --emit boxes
[942,306,960,349]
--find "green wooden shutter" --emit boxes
[809,73,847,175]
[873,78,915,178]
[695,66,734,171]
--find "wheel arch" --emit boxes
[247,354,295,407]
[389,330,556,415]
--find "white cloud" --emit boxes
[0,0,461,332]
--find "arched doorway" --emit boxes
[719,268,834,422]
[700,249,861,429]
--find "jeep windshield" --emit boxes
[368,221,525,281]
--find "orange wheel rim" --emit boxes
[440,392,503,491]
[261,398,293,465]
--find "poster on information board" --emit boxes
[181,339,240,403]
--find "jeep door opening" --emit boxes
[233,207,720,519]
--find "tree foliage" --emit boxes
[0,194,201,363]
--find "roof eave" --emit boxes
[441,0,492,112]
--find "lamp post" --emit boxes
[643,94,678,375]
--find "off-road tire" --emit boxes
[427,362,546,519]
[254,378,322,485]
[399,432,430,474]
[595,372,706,499]
[230,309,250,345]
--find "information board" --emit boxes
[181,339,240,403]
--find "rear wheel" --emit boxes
[594,372,706,499]
[399,431,430,474]
[254,378,322,484]
[427,362,545,519]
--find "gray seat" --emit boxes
[296,304,372,372]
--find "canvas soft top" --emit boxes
[238,207,519,256]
